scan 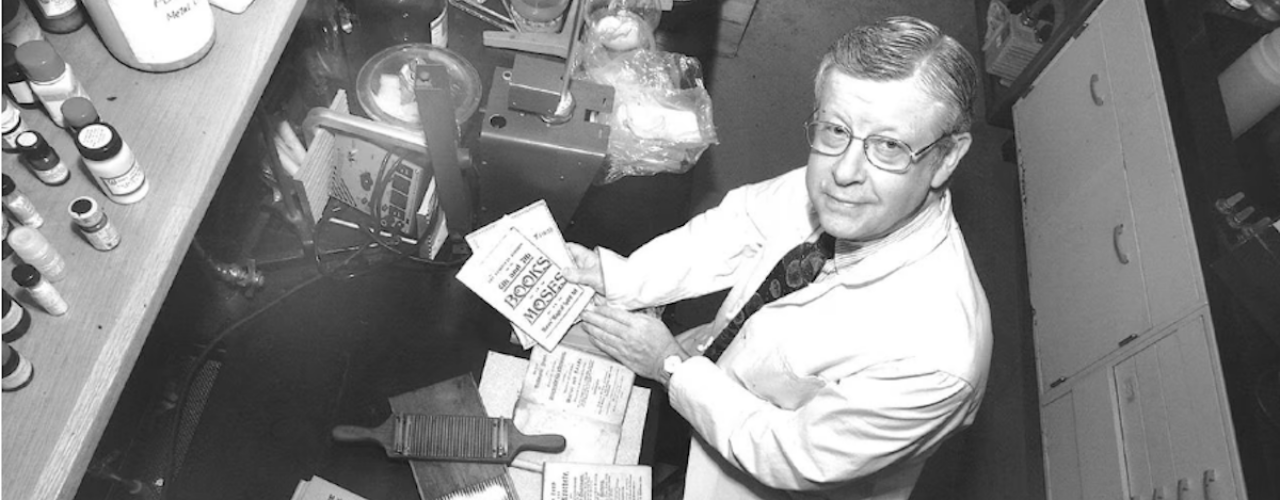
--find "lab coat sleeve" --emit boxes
[668,357,976,491]
[598,170,808,310]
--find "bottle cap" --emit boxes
[14,130,48,155]
[2,174,14,196]
[3,43,22,84]
[61,97,98,130]
[14,40,67,83]
[75,123,122,161]
[12,264,39,288]
[68,196,102,225]
[6,226,48,259]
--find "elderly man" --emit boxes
[564,16,992,500]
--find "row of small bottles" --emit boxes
[1,30,139,394]
[2,178,121,392]
[3,0,217,73]
[3,36,150,205]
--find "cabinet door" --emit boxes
[1113,313,1242,500]
[1094,0,1203,329]
[1015,16,1148,388]
[1042,368,1126,500]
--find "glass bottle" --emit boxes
[7,225,65,281]
[60,95,98,134]
[15,130,70,186]
[14,39,89,128]
[2,95,31,150]
[2,291,31,342]
[22,0,86,34]
[68,195,119,251]
[2,173,44,228]
[75,122,149,204]
[2,342,35,392]
[79,0,216,72]
[3,43,37,106]
[13,263,67,315]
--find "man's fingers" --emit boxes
[581,309,628,332]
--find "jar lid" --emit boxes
[68,196,100,223]
[76,123,122,161]
[14,130,48,155]
[11,264,39,287]
[14,40,66,83]
[61,97,98,130]
[2,174,14,196]
[6,226,47,257]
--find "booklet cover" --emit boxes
[466,200,573,349]
[457,227,594,351]
[542,463,652,500]
[512,347,636,467]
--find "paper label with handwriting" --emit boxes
[457,227,593,351]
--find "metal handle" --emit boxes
[1152,485,1167,500]
[1175,478,1189,500]
[1203,469,1218,500]
[1090,74,1105,106]
[1113,223,1130,264]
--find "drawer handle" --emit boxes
[1090,74,1105,106]
[1203,469,1218,500]
[1113,223,1131,264]
[1152,485,1167,500]
[1176,478,1189,500]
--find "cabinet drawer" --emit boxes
[1013,0,1203,387]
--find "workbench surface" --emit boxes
[1,2,307,499]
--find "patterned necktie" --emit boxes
[703,233,836,362]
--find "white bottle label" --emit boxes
[36,0,77,17]
[6,82,36,105]
[33,70,87,128]
[110,0,214,65]
[2,353,33,390]
[32,160,70,185]
[83,223,121,251]
[2,302,25,332]
[99,159,147,197]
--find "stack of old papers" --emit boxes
[458,200,594,351]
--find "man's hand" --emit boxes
[563,243,605,294]
[580,305,686,384]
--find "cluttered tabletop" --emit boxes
[3,1,721,499]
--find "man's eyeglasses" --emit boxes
[804,120,950,173]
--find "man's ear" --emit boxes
[930,132,971,189]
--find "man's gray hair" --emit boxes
[814,16,979,135]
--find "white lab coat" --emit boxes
[599,167,992,500]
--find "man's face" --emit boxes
[805,71,970,241]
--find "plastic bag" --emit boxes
[576,20,718,184]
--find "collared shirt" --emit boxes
[598,167,991,500]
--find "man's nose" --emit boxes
[832,142,870,186]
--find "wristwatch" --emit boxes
[662,355,685,383]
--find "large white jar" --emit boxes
[80,0,216,72]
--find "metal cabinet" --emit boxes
[1014,0,1247,498]
[1014,0,1202,390]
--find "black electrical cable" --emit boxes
[162,271,324,498]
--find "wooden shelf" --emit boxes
[1,2,307,499]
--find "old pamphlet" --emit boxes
[457,226,594,351]
[543,463,652,500]
[466,200,574,349]
[513,347,636,467]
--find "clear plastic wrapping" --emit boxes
[576,10,718,184]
